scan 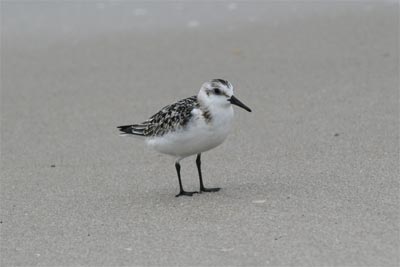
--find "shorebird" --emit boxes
[118,79,251,197]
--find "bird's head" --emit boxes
[198,79,252,112]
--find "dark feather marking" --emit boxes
[202,109,212,123]
[118,96,199,137]
[117,125,145,136]
[212,79,229,87]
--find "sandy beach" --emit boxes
[1,1,399,266]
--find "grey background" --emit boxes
[1,1,399,266]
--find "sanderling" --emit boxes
[118,79,251,197]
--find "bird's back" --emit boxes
[117,96,198,137]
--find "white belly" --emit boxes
[146,106,234,158]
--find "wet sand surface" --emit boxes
[1,2,399,266]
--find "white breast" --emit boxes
[147,106,234,158]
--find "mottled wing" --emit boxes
[143,96,198,136]
[118,96,198,137]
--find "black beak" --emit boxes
[229,95,252,112]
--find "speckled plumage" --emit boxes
[118,96,200,137]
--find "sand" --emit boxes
[1,1,399,266]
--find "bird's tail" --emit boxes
[117,124,146,137]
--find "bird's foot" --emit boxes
[200,187,221,193]
[175,190,198,197]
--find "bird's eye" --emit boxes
[213,88,221,95]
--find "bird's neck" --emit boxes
[200,103,234,126]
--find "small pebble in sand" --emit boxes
[232,48,242,56]
[252,199,266,204]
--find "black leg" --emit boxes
[196,154,221,193]
[175,162,198,197]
